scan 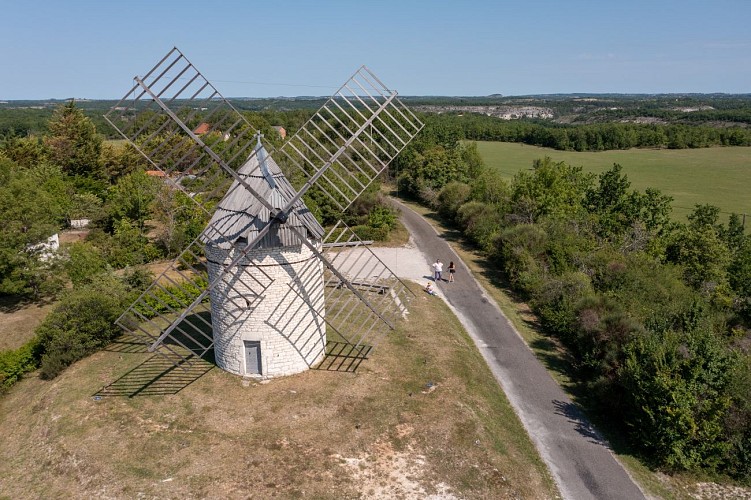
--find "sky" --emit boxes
[1,0,750,100]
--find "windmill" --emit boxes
[105,47,423,378]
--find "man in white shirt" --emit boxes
[432,259,443,281]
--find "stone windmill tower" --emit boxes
[106,47,423,378]
[204,136,327,377]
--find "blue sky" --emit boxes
[1,0,750,99]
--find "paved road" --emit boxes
[392,198,646,500]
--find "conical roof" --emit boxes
[203,141,324,250]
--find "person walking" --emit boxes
[432,259,443,281]
[447,261,456,282]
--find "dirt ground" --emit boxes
[58,229,90,245]
[0,283,556,499]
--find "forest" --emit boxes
[1,98,750,485]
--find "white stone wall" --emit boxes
[206,241,326,378]
[69,219,90,229]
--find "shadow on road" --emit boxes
[552,399,606,445]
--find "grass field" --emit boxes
[475,141,751,223]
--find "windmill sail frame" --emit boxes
[108,47,423,373]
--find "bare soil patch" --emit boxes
[0,284,556,499]
[58,229,89,244]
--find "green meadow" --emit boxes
[475,141,751,223]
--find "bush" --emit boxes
[122,266,155,293]
[533,271,593,342]
[35,275,130,379]
[367,204,397,231]
[64,241,108,286]
[352,225,389,242]
[455,201,504,252]
[619,328,736,472]
[495,223,548,285]
[0,339,41,391]
[437,181,471,221]
[135,275,208,319]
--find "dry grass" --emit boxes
[0,297,56,351]
[0,283,557,499]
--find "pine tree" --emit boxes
[44,101,103,178]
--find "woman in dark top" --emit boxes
[448,261,456,282]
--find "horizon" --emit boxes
[1,1,750,100]
[3,91,751,103]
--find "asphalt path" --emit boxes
[391,198,646,500]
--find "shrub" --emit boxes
[455,201,504,253]
[437,181,471,221]
[725,354,751,482]
[134,275,208,319]
[122,266,155,293]
[367,205,397,231]
[533,271,593,342]
[0,339,41,391]
[64,241,108,286]
[619,328,736,472]
[35,275,130,379]
[495,223,548,285]
[352,225,389,242]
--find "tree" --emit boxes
[1,136,48,169]
[437,181,471,221]
[64,242,108,286]
[68,192,103,221]
[44,101,103,179]
[98,141,147,182]
[639,188,673,236]
[0,163,70,298]
[667,205,732,291]
[151,186,207,256]
[510,157,594,222]
[584,164,639,238]
[620,327,736,471]
[669,224,731,291]
[106,170,160,231]
[729,237,751,320]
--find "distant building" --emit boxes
[193,122,211,135]
[271,125,287,140]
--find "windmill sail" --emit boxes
[277,66,424,212]
[108,48,423,373]
[285,221,413,349]
[103,47,264,215]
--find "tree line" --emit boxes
[425,113,751,150]
[392,122,751,483]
